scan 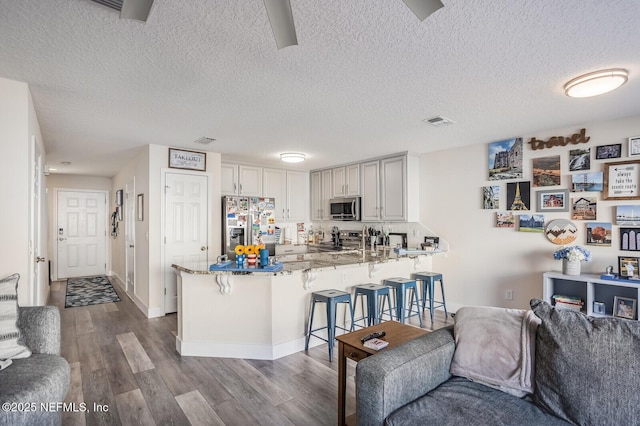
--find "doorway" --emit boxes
[56,190,108,279]
[125,181,135,300]
[163,172,208,314]
[29,136,47,305]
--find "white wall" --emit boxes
[422,115,640,310]
[0,77,47,305]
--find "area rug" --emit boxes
[65,275,121,308]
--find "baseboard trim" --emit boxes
[147,306,164,318]
[176,335,324,360]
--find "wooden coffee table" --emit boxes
[336,321,428,426]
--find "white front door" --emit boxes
[164,173,208,314]
[125,183,136,300]
[29,136,47,305]
[57,190,107,279]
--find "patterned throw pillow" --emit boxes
[0,273,31,369]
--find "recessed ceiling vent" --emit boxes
[423,116,455,127]
[89,0,154,22]
[195,137,216,145]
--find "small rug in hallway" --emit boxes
[65,275,121,308]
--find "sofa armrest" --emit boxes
[17,306,61,356]
[355,326,455,426]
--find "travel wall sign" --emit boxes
[603,160,640,200]
[169,148,206,171]
[527,128,590,151]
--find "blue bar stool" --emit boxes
[353,284,393,328]
[383,278,423,327]
[305,289,355,361]
[413,272,448,323]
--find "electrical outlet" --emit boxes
[505,289,513,300]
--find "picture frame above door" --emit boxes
[169,148,206,171]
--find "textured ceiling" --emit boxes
[1,0,639,176]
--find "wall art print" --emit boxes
[545,219,578,245]
[488,138,523,181]
[569,148,590,171]
[532,155,561,187]
[536,189,569,212]
[571,197,597,220]
[595,143,622,160]
[518,214,544,233]
[506,181,530,210]
[586,222,611,247]
[496,212,515,228]
[482,185,500,209]
[620,228,640,251]
[571,172,603,192]
[616,205,640,226]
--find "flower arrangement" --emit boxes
[553,246,592,262]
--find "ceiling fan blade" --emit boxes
[402,0,444,21]
[120,0,154,22]
[263,0,298,49]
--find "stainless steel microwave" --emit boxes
[330,197,361,221]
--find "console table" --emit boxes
[543,271,640,317]
[335,321,428,426]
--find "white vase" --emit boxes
[563,259,581,276]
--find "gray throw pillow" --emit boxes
[531,298,640,425]
[0,273,31,369]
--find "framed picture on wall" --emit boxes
[168,148,206,171]
[629,136,640,157]
[536,189,569,212]
[620,228,640,251]
[603,160,640,200]
[595,143,622,159]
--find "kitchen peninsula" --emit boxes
[172,248,443,360]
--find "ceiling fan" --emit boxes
[90,0,154,22]
[263,0,444,49]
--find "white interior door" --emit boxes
[164,173,208,314]
[125,184,135,300]
[57,190,107,279]
[29,137,47,305]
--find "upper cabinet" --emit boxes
[221,163,262,196]
[286,170,310,222]
[311,170,332,221]
[263,168,287,220]
[315,153,418,222]
[331,164,360,198]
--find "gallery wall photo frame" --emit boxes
[595,143,622,160]
[168,148,206,171]
[628,136,640,157]
[137,194,144,221]
[536,189,569,212]
[603,160,640,200]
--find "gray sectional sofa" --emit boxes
[0,306,70,426]
[356,299,640,426]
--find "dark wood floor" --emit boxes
[49,277,451,426]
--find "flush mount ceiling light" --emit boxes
[280,152,305,163]
[564,68,628,98]
[402,0,444,21]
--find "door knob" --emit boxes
[201,246,207,251]
[129,245,134,248]
[58,238,66,241]
[35,257,46,263]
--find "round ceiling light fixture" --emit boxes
[564,68,628,98]
[280,152,305,163]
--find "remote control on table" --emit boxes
[361,331,386,343]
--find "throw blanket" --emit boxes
[449,306,541,397]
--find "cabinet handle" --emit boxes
[233,183,237,192]
[239,183,243,194]
[287,209,290,219]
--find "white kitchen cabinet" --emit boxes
[286,170,310,222]
[311,169,332,221]
[361,160,381,221]
[263,168,287,220]
[221,163,263,196]
[331,164,360,197]
[380,156,406,221]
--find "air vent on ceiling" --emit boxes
[423,116,455,127]
[195,137,216,145]
[89,0,154,22]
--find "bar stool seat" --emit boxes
[353,284,393,328]
[305,289,355,361]
[383,278,423,327]
[413,272,448,323]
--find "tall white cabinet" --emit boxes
[311,169,332,221]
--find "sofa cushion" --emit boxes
[531,298,640,425]
[0,274,31,368]
[385,376,567,426]
[450,306,540,397]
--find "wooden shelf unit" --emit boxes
[543,271,640,318]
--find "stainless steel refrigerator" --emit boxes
[222,196,277,260]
